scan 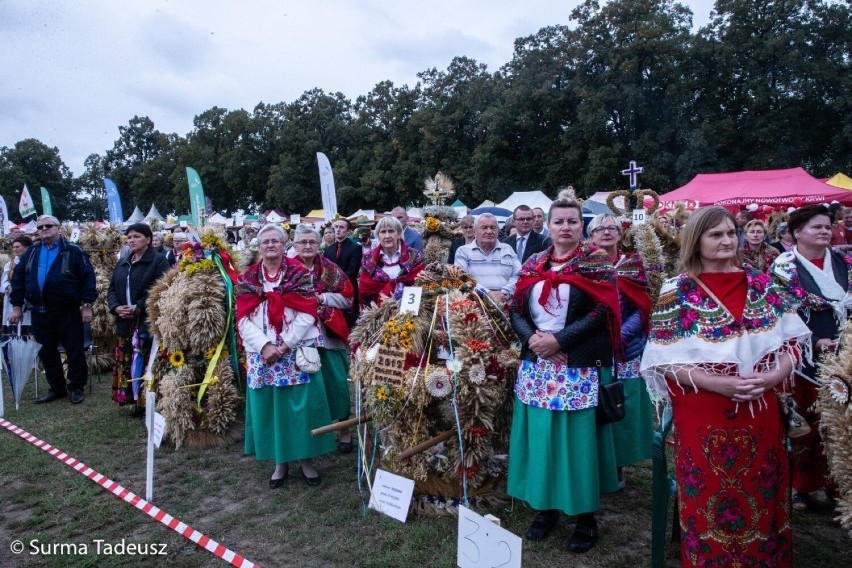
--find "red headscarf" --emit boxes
[235,257,318,335]
[514,243,623,357]
[294,254,354,342]
[358,242,425,304]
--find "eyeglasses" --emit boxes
[591,226,619,234]
[295,240,319,246]
[37,224,56,230]
[259,239,282,246]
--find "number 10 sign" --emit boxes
[457,506,521,568]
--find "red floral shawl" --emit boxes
[358,243,425,303]
[296,254,354,342]
[514,243,622,356]
[615,251,652,334]
[236,257,318,335]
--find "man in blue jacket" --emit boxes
[9,215,97,404]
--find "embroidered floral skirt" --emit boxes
[319,347,351,421]
[671,385,792,567]
[112,335,151,407]
[791,378,832,494]
[507,366,619,515]
[610,376,654,467]
[244,370,336,464]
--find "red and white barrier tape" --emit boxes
[1,419,257,567]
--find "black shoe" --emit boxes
[35,390,67,404]
[525,510,559,542]
[337,441,354,454]
[269,466,289,489]
[567,517,598,554]
[303,472,321,487]
[69,390,85,404]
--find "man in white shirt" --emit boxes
[454,214,521,302]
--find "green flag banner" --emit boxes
[186,167,206,228]
[40,187,53,216]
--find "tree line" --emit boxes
[1,0,849,222]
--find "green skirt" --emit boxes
[611,377,654,467]
[244,370,336,464]
[319,347,351,421]
[507,367,619,515]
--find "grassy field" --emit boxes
[0,374,849,567]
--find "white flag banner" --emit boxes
[316,152,338,222]
[0,196,8,236]
[19,184,36,219]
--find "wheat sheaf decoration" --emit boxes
[606,189,661,218]
[816,319,852,536]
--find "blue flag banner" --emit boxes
[103,177,124,224]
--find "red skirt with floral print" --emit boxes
[671,384,792,568]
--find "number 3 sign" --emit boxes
[457,506,522,568]
[399,286,422,315]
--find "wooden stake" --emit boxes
[310,414,372,436]
[397,430,455,461]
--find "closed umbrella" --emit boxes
[0,323,41,410]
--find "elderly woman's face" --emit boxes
[378,225,401,251]
[258,230,285,261]
[590,218,621,249]
[699,218,737,264]
[151,235,163,249]
[322,229,335,245]
[745,225,766,246]
[294,233,321,261]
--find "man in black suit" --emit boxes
[323,218,363,325]
[502,205,551,263]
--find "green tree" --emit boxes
[0,139,74,221]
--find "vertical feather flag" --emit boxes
[103,178,124,224]
[18,184,36,219]
[186,167,206,228]
[316,152,338,222]
[0,196,8,236]
[40,187,53,216]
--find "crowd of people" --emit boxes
[2,195,849,566]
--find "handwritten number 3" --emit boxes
[462,518,480,562]
[407,293,416,305]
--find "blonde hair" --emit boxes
[678,206,741,277]
[744,219,768,235]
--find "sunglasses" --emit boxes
[37,224,56,230]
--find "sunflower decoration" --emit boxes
[350,260,519,514]
[146,225,243,449]
[169,350,186,368]
[816,319,852,534]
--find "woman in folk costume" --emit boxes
[358,216,424,307]
[107,223,169,416]
[508,195,622,554]
[770,204,852,510]
[587,214,653,488]
[739,219,779,273]
[291,225,356,453]
[641,207,811,568]
[236,224,335,489]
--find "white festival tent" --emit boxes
[126,206,145,224]
[495,191,554,212]
[145,204,165,223]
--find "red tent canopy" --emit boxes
[659,167,852,209]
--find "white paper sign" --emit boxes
[632,209,647,225]
[399,286,422,315]
[146,412,166,449]
[369,469,415,523]
[457,506,522,568]
[290,214,301,224]
[70,228,80,243]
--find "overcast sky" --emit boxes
[1,0,714,176]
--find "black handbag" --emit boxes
[596,364,626,424]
